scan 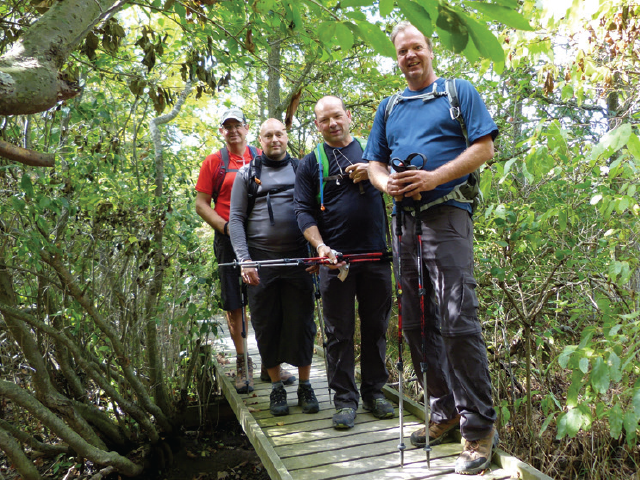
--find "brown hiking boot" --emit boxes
[260,364,296,385]
[235,356,254,394]
[454,426,499,475]
[410,414,461,447]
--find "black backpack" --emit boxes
[246,156,299,224]
[384,78,482,213]
[211,146,258,202]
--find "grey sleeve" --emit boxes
[229,166,251,262]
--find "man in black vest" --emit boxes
[229,119,318,417]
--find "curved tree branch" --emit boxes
[0,139,55,167]
[0,381,143,477]
[0,424,42,480]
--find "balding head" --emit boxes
[314,96,352,148]
[259,118,288,161]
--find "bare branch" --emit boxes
[0,139,55,167]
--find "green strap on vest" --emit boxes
[315,137,366,210]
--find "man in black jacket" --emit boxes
[294,96,393,429]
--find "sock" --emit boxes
[299,379,311,387]
[272,381,284,390]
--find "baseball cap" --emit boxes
[220,107,246,126]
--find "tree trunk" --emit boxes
[0,0,122,115]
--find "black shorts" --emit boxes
[213,232,242,311]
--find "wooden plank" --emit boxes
[494,449,554,480]
[285,446,461,480]
[274,423,428,456]
[282,438,460,470]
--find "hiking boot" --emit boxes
[363,398,394,419]
[454,426,499,475]
[297,384,319,414]
[410,414,461,447]
[235,356,254,394]
[332,407,356,429]
[269,385,289,416]
[260,364,296,385]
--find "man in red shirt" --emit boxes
[195,108,295,393]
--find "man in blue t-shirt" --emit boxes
[295,96,393,430]
[367,21,498,475]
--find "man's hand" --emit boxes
[388,169,440,200]
[346,163,369,184]
[241,264,260,285]
[317,244,346,270]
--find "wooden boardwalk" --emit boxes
[209,317,551,480]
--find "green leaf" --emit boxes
[173,2,186,19]
[318,21,337,46]
[397,0,434,39]
[540,413,555,435]
[623,410,639,445]
[464,1,534,31]
[558,209,567,231]
[464,14,505,64]
[335,22,354,51]
[379,0,395,16]
[578,356,589,374]
[21,174,34,197]
[415,0,438,19]
[11,196,25,213]
[608,351,622,382]
[356,21,396,58]
[561,85,574,101]
[591,123,632,160]
[626,131,640,160]
[500,157,517,183]
[590,356,610,394]
[632,388,640,416]
[609,403,623,438]
[436,4,468,53]
[558,346,576,369]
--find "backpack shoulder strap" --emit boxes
[383,93,402,123]
[291,158,299,173]
[445,79,469,148]
[220,147,230,169]
[315,144,329,211]
[248,145,258,159]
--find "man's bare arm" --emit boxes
[195,191,227,234]
[390,134,494,198]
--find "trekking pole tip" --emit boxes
[398,443,406,467]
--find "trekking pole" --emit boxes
[310,265,332,404]
[414,205,431,469]
[240,275,250,394]
[394,209,407,467]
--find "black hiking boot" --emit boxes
[269,385,289,416]
[362,397,394,419]
[332,407,356,429]
[297,384,319,414]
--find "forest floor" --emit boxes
[0,399,270,480]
